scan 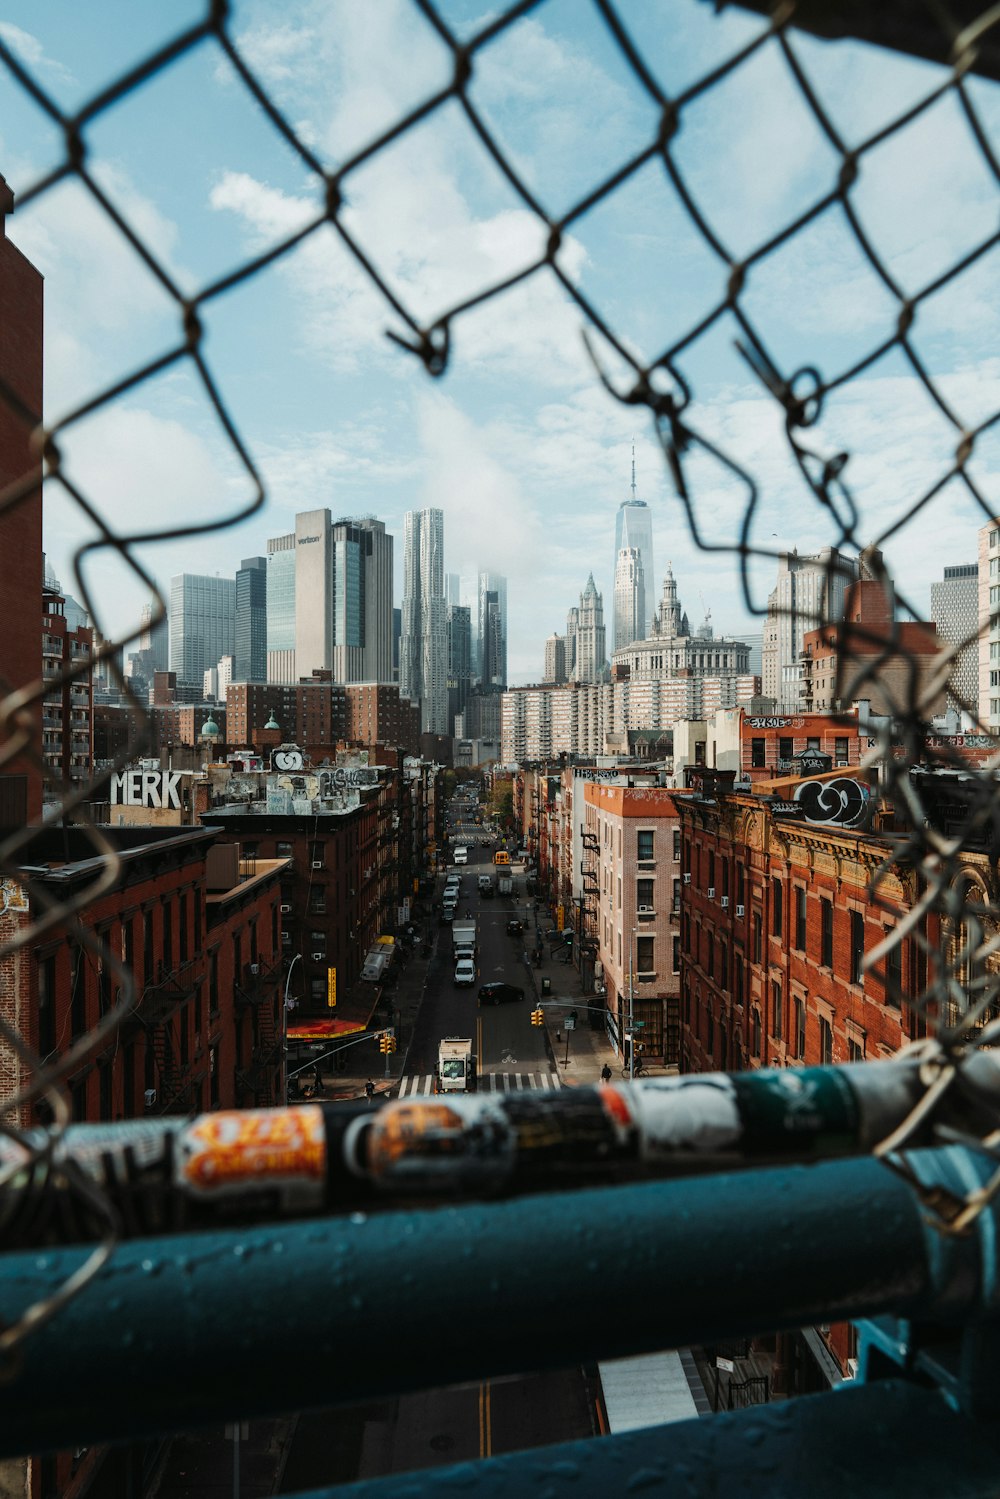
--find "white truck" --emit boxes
[497,873,513,896]
[435,1037,476,1093]
[452,917,477,959]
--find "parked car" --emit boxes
[454,958,476,987]
[506,918,523,936]
[439,907,455,925]
[478,981,525,1005]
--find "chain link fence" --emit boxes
[1,0,999,1357]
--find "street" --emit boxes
[279,798,598,1489]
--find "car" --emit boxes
[478,981,525,1006]
[439,907,455,925]
[454,958,476,987]
[506,918,523,936]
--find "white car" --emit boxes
[454,957,476,987]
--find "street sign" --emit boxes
[715,1357,735,1373]
[327,967,337,1008]
[564,1015,577,1031]
[628,1021,646,1029]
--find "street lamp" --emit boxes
[282,953,302,1106]
[284,952,302,1011]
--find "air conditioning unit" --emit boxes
[311,952,325,963]
[682,873,691,885]
[707,887,715,899]
[249,963,260,976]
[312,860,323,870]
[280,903,291,914]
[638,905,654,914]
[720,896,729,910]
[736,904,745,918]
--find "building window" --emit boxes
[143,909,154,986]
[720,944,728,989]
[673,829,681,861]
[794,996,806,1059]
[672,877,681,913]
[277,841,293,857]
[795,887,807,952]
[707,938,714,979]
[737,864,745,906]
[708,851,715,891]
[751,1008,761,1058]
[163,899,173,972]
[884,929,902,1007]
[673,936,680,974]
[772,978,783,1040]
[772,879,783,937]
[637,878,654,909]
[37,953,57,1058]
[636,830,654,861]
[778,736,793,761]
[310,932,326,958]
[821,899,833,968]
[752,912,762,965]
[308,886,327,915]
[751,737,766,767]
[835,736,849,766]
[209,950,219,1016]
[850,910,865,985]
[706,1008,714,1053]
[636,936,654,975]
[848,1034,865,1063]
[819,1015,833,1065]
[70,946,87,1040]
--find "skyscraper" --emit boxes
[613,449,654,646]
[613,545,646,652]
[266,535,296,684]
[139,596,169,673]
[446,572,461,607]
[544,634,568,685]
[400,507,449,733]
[447,603,473,733]
[572,574,606,684]
[931,562,978,716]
[294,508,335,681]
[477,570,508,688]
[169,573,236,692]
[331,516,393,684]
[235,556,267,683]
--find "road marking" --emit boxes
[478,1380,492,1458]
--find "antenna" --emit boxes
[631,439,637,502]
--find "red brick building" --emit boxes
[0,176,44,826]
[345,682,421,757]
[225,680,348,759]
[1,826,287,1129]
[41,578,93,796]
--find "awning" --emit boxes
[287,1019,368,1041]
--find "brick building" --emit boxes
[0,175,44,826]
[345,681,421,756]
[41,578,94,800]
[583,782,684,1062]
[225,680,347,759]
[801,579,944,718]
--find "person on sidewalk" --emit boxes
[600,1063,612,1085]
[365,1079,375,1104]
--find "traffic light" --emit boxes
[531,1007,545,1027]
[379,1034,389,1054]
[387,1034,397,1053]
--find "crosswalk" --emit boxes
[395,1071,561,1097]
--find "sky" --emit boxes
[1,0,998,685]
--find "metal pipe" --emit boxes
[0,1146,994,1457]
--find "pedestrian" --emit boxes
[600,1062,612,1085]
[365,1079,375,1104]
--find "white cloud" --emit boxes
[0,22,75,85]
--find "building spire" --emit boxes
[631,439,636,502]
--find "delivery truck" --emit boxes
[435,1037,476,1093]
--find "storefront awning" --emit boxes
[287,1019,368,1041]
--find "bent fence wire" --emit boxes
[0,0,999,1356]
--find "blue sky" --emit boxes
[1,0,998,683]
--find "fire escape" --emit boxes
[234,957,283,1109]
[131,957,206,1115]
[578,829,601,997]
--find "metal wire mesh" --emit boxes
[1,0,999,1355]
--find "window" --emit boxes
[772,979,783,1040]
[310,931,326,958]
[673,936,680,974]
[277,841,293,857]
[752,913,762,965]
[309,841,324,866]
[737,864,745,905]
[636,830,654,861]
[707,938,714,979]
[636,936,654,975]
[637,878,654,908]
[848,1034,865,1063]
[143,909,154,985]
[163,899,173,972]
[209,949,219,1016]
[835,736,849,766]
[819,1015,833,1065]
[734,957,744,1008]
[70,946,87,1040]
[850,910,865,984]
[308,886,327,914]
[778,736,793,762]
[751,1008,761,1058]
[751,737,766,767]
[708,851,715,891]
[310,977,326,1004]
[884,929,902,1007]
[37,953,57,1057]
[179,892,189,964]
[720,945,728,989]
[794,996,807,1059]
[672,878,680,913]
[772,879,783,937]
[795,888,807,951]
[706,1008,714,1053]
[807,736,820,751]
[673,829,681,861]
[821,899,833,968]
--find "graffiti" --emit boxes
[793,778,869,827]
[745,717,805,730]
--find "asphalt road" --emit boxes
[279,806,596,1490]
